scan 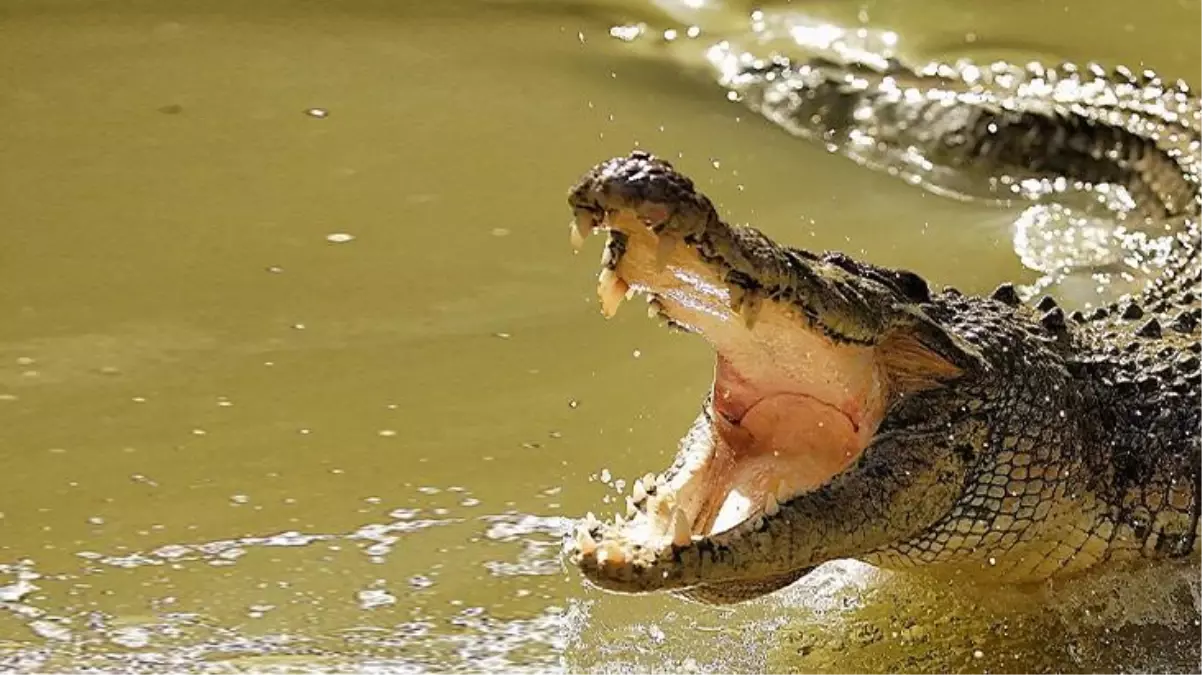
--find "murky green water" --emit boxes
[1,0,1198,672]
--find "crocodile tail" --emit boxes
[721,55,1202,223]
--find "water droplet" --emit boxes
[305,108,329,118]
[325,232,355,243]
[357,588,396,609]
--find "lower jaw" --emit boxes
[570,391,864,579]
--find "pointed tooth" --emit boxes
[613,513,625,527]
[737,292,763,329]
[585,511,599,527]
[569,220,588,250]
[764,492,780,517]
[647,297,665,319]
[671,507,692,547]
[642,473,656,489]
[648,494,673,525]
[625,286,636,300]
[598,269,629,318]
[597,541,625,566]
[654,492,675,522]
[775,482,792,504]
[632,479,647,503]
[575,525,597,555]
[751,515,765,531]
[625,497,638,518]
[728,284,746,313]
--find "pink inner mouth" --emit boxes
[695,354,882,534]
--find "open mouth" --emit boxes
[562,156,897,594]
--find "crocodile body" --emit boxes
[560,55,1200,604]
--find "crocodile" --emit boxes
[560,55,1201,605]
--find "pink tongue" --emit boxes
[708,394,862,535]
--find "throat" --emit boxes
[698,389,867,535]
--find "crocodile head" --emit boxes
[563,151,1040,604]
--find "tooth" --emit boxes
[737,291,763,329]
[671,508,691,547]
[654,492,675,521]
[613,513,626,527]
[764,492,780,517]
[575,525,597,555]
[597,541,625,566]
[626,497,638,518]
[642,473,656,490]
[632,479,647,503]
[751,515,765,531]
[625,286,636,300]
[647,297,665,319]
[598,269,629,318]
[729,285,746,312]
[775,482,792,504]
[632,478,646,501]
[585,511,599,527]
[569,220,588,250]
[645,495,661,520]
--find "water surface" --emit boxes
[0,0,1199,671]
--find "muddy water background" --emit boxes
[0,0,1199,672]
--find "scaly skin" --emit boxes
[561,55,1201,605]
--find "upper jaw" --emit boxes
[568,152,897,345]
